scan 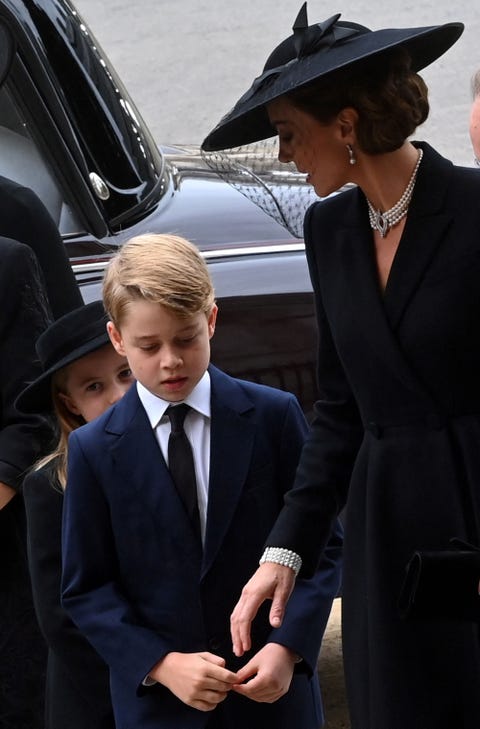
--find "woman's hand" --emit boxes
[230,563,296,657]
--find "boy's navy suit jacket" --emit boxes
[62,365,342,729]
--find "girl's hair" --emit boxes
[286,48,429,154]
[33,366,85,490]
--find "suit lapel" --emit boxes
[106,386,197,532]
[201,367,256,578]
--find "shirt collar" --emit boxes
[137,370,211,429]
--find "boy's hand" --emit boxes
[232,643,297,703]
[230,563,296,656]
[149,651,238,711]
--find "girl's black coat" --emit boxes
[268,143,480,729]
[24,466,115,729]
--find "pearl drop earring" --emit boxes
[347,144,356,165]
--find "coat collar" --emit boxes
[342,142,454,327]
[382,142,454,328]
[329,142,453,407]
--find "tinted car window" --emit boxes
[0,83,81,233]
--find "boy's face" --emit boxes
[107,300,217,402]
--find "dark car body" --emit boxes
[0,0,329,415]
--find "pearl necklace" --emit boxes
[367,148,423,238]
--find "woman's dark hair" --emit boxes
[286,48,429,154]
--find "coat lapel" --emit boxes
[334,192,428,398]
[383,143,454,329]
[201,367,256,578]
[335,144,453,404]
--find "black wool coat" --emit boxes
[0,238,52,729]
[268,142,480,729]
[0,180,80,729]
[24,465,115,729]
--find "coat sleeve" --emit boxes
[24,468,113,715]
[0,180,82,318]
[263,389,343,673]
[268,522,342,675]
[267,203,364,576]
[0,238,52,489]
[61,431,177,691]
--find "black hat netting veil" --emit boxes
[201,139,322,238]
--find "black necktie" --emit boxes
[166,404,201,539]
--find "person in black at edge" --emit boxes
[0,20,83,728]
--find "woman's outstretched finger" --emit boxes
[231,563,296,656]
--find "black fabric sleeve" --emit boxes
[0,238,52,489]
[266,204,363,576]
[0,177,82,318]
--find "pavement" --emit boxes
[76,0,480,169]
[317,598,350,729]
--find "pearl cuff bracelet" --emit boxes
[259,547,302,577]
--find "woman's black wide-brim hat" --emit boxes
[202,3,464,151]
[16,301,110,413]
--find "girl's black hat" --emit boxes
[16,301,110,413]
[202,4,464,151]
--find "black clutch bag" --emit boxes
[398,540,480,622]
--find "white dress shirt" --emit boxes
[136,371,211,544]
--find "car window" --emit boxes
[0,1,166,237]
[0,83,81,234]
[32,4,164,223]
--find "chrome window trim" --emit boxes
[71,241,306,275]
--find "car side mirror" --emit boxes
[0,21,15,87]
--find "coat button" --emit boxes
[367,421,382,438]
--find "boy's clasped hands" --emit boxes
[149,642,299,711]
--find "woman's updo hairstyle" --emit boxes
[286,47,429,154]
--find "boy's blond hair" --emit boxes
[102,234,215,326]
